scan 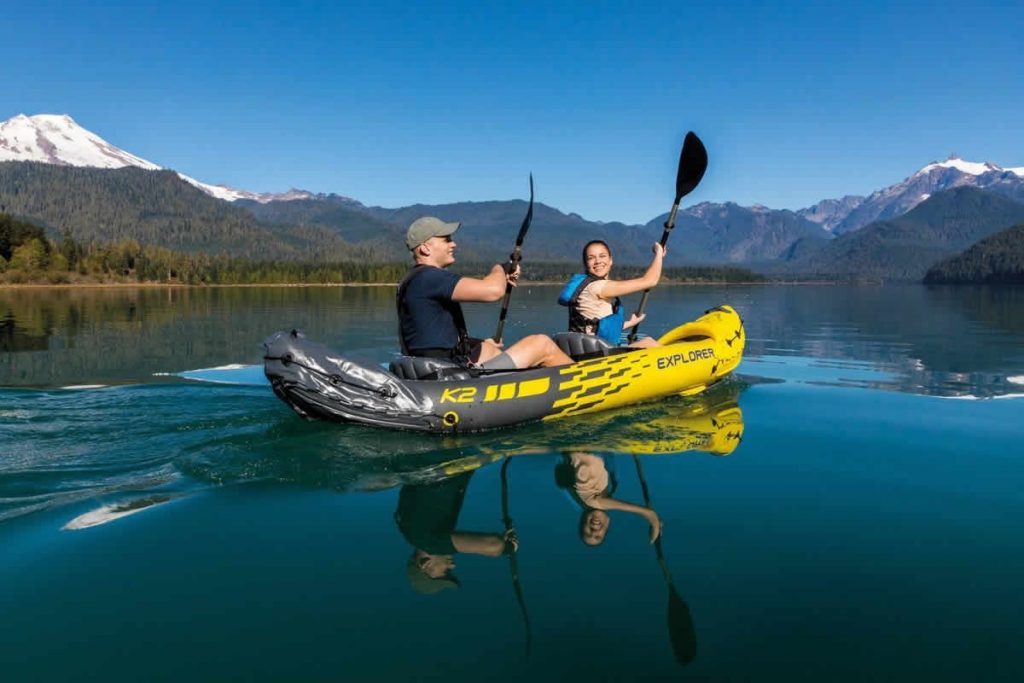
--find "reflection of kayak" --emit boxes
[433,397,745,479]
[179,382,747,493]
[264,305,744,433]
[607,402,743,457]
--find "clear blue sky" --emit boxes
[3,0,1022,224]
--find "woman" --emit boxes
[555,452,662,546]
[558,240,665,348]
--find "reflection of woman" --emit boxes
[558,240,665,348]
[555,452,662,546]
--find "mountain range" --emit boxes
[2,113,1024,279]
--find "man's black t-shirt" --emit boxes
[394,473,472,555]
[397,266,467,355]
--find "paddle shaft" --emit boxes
[494,175,534,344]
[633,455,673,580]
[633,456,698,665]
[493,246,522,343]
[500,458,532,656]
[627,206,679,344]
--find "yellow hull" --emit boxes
[542,305,745,421]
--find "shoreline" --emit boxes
[0,279,830,290]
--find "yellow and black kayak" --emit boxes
[263,305,744,433]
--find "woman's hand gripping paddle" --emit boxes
[627,132,708,344]
[494,174,534,344]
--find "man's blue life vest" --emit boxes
[557,274,624,345]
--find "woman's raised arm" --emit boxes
[598,242,665,299]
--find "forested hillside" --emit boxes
[0,162,360,260]
[781,187,1024,281]
[924,224,1024,283]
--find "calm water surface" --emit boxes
[2,284,1023,681]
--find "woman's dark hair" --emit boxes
[581,240,612,266]
[554,456,576,489]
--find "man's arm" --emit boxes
[450,531,509,557]
[452,263,518,303]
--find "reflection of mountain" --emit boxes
[178,382,746,492]
[737,285,1024,393]
[0,286,397,386]
[5,285,1021,396]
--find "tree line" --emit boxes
[924,223,1024,284]
[2,212,765,285]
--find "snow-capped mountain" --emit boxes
[0,113,312,203]
[798,155,1024,234]
[4,113,1022,237]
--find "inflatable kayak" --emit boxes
[263,304,744,433]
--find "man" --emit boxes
[397,216,573,369]
[395,471,518,595]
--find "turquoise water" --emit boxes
[2,285,1023,681]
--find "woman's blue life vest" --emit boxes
[557,274,625,345]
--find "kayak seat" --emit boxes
[389,356,473,381]
[552,332,614,360]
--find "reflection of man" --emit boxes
[395,472,518,595]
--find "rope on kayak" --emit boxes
[263,354,397,398]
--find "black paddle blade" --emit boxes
[675,132,708,202]
[514,173,534,247]
[667,584,698,665]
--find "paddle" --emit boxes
[493,174,534,344]
[627,132,708,344]
[500,458,532,656]
[633,456,697,666]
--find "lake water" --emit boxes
[2,284,1023,681]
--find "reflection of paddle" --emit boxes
[633,456,697,665]
[494,174,534,344]
[500,458,532,656]
[627,132,709,344]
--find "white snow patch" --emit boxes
[1,113,313,204]
[0,114,161,169]
[1007,167,1024,178]
[1008,375,1024,385]
[917,157,1000,176]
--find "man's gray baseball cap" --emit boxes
[406,216,461,251]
